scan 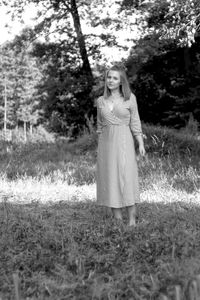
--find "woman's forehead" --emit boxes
[107,70,120,78]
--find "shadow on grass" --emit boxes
[0,140,97,184]
[1,199,200,299]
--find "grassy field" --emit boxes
[0,124,200,299]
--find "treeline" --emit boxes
[0,0,200,136]
[128,36,200,128]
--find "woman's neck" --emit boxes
[110,89,121,98]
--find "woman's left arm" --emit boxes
[135,135,145,157]
[130,94,146,157]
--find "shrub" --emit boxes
[142,123,200,157]
[12,126,56,144]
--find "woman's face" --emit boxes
[106,70,121,91]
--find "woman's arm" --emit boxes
[129,93,146,156]
[96,97,103,135]
[135,134,145,156]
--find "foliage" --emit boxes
[122,0,200,129]
[3,0,93,78]
[127,36,200,128]
[142,123,200,158]
[10,125,56,144]
[0,35,43,130]
[0,44,16,127]
[0,123,199,181]
[146,0,200,46]
[121,0,200,46]
[31,40,96,136]
[2,0,148,136]
[1,0,200,134]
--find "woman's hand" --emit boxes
[135,134,146,157]
[139,144,146,157]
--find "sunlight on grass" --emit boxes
[142,184,200,203]
[0,179,96,203]
[0,175,199,205]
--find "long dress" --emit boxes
[96,93,143,208]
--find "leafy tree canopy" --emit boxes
[121,0,200,46]
[1,0,200,134]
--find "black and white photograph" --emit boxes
[0,0,200,299]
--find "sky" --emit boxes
[0,3,38,44]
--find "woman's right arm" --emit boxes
[96,97,103,135]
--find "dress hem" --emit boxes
[96,201,140,208]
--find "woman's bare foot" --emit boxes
[127,205,136,227]
[128,219,136,227]
[111,208,123,221]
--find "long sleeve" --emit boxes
[129,93,143,137]
[96,97,103,134]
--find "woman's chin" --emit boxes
[108,86,117,90]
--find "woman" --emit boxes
[96,65,145,226]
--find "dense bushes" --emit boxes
[127,37,200,129]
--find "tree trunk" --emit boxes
[30,123,33,135]
[4,78,7,139]
[24,121,27,142]
[70,0,93,83]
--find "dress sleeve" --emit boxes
[129,93,143,137]
[96,97,103,134]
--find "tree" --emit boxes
[128,37,200,128]
[139,0,200,46]
[31,39,97,135]
[119,0,200,128]
[3,0,94,84]
[0,45,18,134]
[4,0,199,132]
[0,34,44,138]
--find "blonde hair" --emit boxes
[103,65,131,101]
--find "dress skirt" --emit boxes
[96,124,140,208]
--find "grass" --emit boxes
[0,124,200,299]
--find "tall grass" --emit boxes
[0,124,200,299]
[0,124,198,204]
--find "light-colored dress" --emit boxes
[96,93,143,208]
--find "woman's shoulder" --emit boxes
[129,93,137,103]
[125,92,137,110]
[96,96,104,107]
[130,93,138,107]
[125,93,137,109]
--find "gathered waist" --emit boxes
[103,123,129,127]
